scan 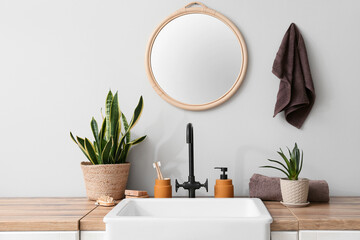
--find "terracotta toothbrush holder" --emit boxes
[154,178,172,198]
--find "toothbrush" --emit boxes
[153,162,161,179]
[153,161,164,180]
[157,162,164,180]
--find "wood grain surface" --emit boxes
[0,198,96,231]
[263,201,299,231]
[288,197,360,230]
[80,205,113,231]
[2,197,360,231]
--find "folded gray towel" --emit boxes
[249,174,282,201]
[249,174,329,202]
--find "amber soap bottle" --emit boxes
[214,167,234,198]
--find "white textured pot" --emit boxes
[280,178,309,203]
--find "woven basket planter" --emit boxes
[280,178,309,203]
[81,162,130,200]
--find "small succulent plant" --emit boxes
[70,90,146,164]
[261,143,303,180]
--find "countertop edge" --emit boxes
[2,197,360,232]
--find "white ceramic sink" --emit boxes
[104,198,272,240]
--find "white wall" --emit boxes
[0,0,359,197]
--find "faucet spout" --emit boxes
[175,123,208,198]
[187,123,194,179]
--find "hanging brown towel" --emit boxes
[273,23,315,129]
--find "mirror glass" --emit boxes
[146,4,247,110]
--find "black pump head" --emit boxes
[186,123,193,143]
[214,167,228,179]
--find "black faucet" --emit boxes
[175,123,208,198]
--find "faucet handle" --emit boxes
[175,179,183,192]
[201,179,208,192]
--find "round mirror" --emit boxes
[145,2,248,111]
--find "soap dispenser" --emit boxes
[214,167,234,198]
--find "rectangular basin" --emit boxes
[104,198,272,240]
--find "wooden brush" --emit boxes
[95,195,116,207]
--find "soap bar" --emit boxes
[125,190,148,197]
[125,194,149,199]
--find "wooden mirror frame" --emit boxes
[145,2,248,111]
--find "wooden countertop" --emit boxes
[0,198,96,231]
[263,201,298,231]
[1,197,360,231]
[288,197,360,230]
[80,205,114,231]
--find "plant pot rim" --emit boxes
[280,178,309,181]
[81,161,130,167]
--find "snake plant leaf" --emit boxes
[110,92,121,137]
[76,136,85,148]
[118,136,147,163]
[119,143,131,163]
[267,159,289,172]
[72,134,87,154]
[114,97,143,157]
[100,138,107,151]
[84,138,98,164]
[108,154,114,164]
[93,141,102,164]
[99,118,107,152]
[91,117,101,152]
[117,134,127,156]
[128,96,143,130]
[101,138,113,164]
[70,132,88,159]
[121,113,130,143]
[260,166,290,178]
[100,108,104,120]
[114,136,125,163]
[128,135,147,145]
[105,90,113,141]
[99,118,106,143]
[69,133,92,163]
[114,144,122,163]
[77,147,92,163]
[114,132,124,163]
[70,91,146,165]
[70,132,79,145]
[111,121,120,160]
[116,96,144,158]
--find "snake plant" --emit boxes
[70,90,146,164]
[261,143,303,180]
